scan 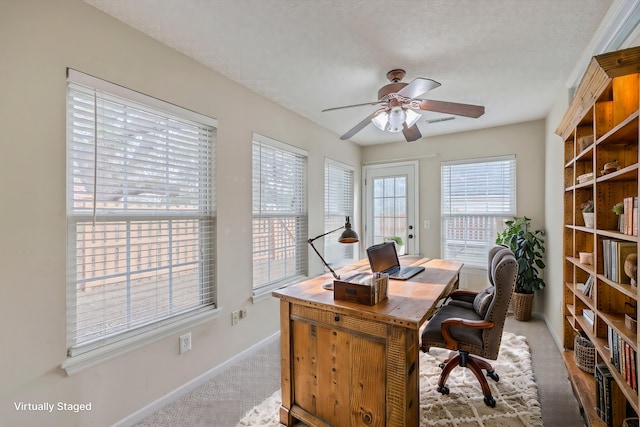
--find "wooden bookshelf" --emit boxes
[557,46,640,427]
[563,351,608,427]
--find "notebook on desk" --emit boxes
[366,241,425,280]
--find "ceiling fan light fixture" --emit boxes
[371,111,389,131]
[386,107,406,133]
[405,109,421,128]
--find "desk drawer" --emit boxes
[290,304,387,338]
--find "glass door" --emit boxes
[363,161,418,255]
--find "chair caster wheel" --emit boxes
[487,370,499,382]
[437,385,450,395]
[484,396,496,407]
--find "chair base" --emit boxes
[438,351,498,407]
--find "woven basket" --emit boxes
[511,292,534,321]
[574,335,595,373]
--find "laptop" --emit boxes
[366,242,425,280]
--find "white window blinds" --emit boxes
[66,69,216,354]
[252,134,308,292]
[441,155,516,268]
[324,159,355,267]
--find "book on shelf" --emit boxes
[622,196,638,236]
[602,240,637,284]
[631,197,638,236]
[625,342,632,389]
[596,363,614,426]
[607,325,638,392]
[632,349,637,391]
[578,275,595,298]
[582,309,595,327]
[618,196,639,236]
[603,239,611,279]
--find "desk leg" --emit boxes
[278,406,296,427]
[407,329,420,426]
[279,302,297,427]
[386,326,419,427]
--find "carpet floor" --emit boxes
[238,332,542,427]
[135,314,584,426]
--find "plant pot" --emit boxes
[583,212,594,228]
[511,292,534,321]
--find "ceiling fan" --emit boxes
[323,69,485,142]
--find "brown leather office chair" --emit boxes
[420,246,517,407]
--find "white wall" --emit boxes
[361,120,547,291]
[0,1,360,426]
[541,90,571,347]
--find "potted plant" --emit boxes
[581,200,594,228]
[496,216,546,321]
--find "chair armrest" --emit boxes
[440,318,495,349]
[449,289,478,298]
[445,289,478,304]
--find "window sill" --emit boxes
[252,290,278,303]
[61,307,222,376]
[252,275,308,303]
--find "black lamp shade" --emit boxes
[338,217,359,243]
[338,228,358,243]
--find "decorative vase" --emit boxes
[583,212,595,228]
[511,292,534,321]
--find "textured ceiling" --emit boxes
[86,0,613,145]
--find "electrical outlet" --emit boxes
[231,310,240,326]
[240,308,248,319]
[179,332,192,354]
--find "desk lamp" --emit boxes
[307,216,359,289]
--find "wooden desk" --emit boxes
[273,257,463,427]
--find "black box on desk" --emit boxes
[334,273,388,305]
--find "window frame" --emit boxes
[440,155,516,270]
[251,133,308,297]
[324,158,356,268]
[63,69,219,374]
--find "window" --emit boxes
[66,70,216,359]
[441,155,516,268]
[252,134,307,293]
[324,159,355,267]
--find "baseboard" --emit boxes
[113,331,281,427]
[532,311,564,352]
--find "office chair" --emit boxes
[420,246,517,407]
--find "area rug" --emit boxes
[237,332,542,427]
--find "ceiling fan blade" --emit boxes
[339,109,385,140]
[397,78,441,99]
[417,99,485,118]
[402,123,422,142]
[322,101,385,112]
